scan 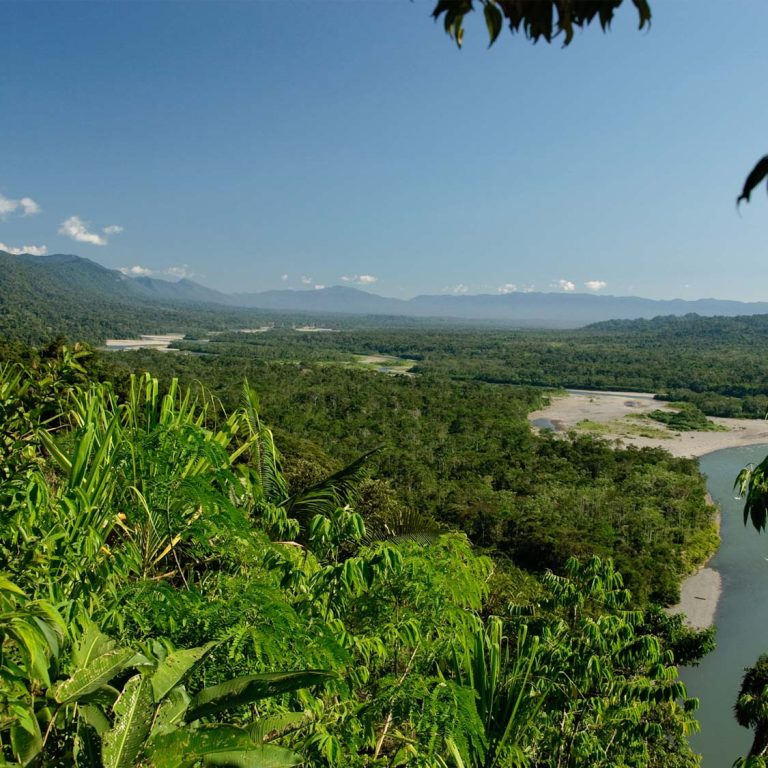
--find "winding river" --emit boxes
[683,444,768,766]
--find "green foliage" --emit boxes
[104,334,715,605]
[0,348,707,767]
[734,654,768,761]
[737,456,768,532]
[647,403,723,432]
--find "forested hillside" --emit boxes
[0,251,274,342]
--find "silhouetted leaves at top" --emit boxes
[737,155,768,207]
[433,0,652,48]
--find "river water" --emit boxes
[682,444,768,766]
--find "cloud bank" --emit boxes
[557,279,576,292]
[119,264,192,280]
[584,280,607,292]
[341,274,378,286]
[0,242,48,256]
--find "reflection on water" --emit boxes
[682,444,768,767]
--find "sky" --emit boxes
[2,0,768,301]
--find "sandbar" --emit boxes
[528,389,768,459]
[666,566,722,630]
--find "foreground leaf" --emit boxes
[186,671,333,722]
[147,725,300,768]
[152,642,216,702]
[51,648,138,704]
[102,674,155,768]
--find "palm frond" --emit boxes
[283,448,379,523]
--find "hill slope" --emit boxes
[4,250,768,341]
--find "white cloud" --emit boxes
[281,274,289,281]
[59,215,107,246]
[557,279,576,292]
[584,280,607,292]
[301,275,313,285]
[19,197,40,216]
[0,196,16,217]
[0,241,48,256]
[103,224,124,235]
[120,265,154,277]
[314,284,325,290]
[498,283,517,294]
[165,265,191,279]
[0,193,41,218]
[453,283,469,294]
[341,274,378,286]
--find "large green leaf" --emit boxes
[249,711,306,744]
[151,642,216,703]
[51,648,138,704]
[78,703,111,736]
[9,717,42,766]
[154,688,192,733]
[203,745,301,767]
[186,671,333,722]
[102,674,155,768]
[72,623,116,667]
[147,726,300,768]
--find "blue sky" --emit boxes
[2,0,768,300]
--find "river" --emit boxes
[682,444,768,766]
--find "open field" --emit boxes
[353,354,415,375]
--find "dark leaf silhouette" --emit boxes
[433,0,651,48]
[737,155,768,206]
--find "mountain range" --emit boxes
[4,251,768,337]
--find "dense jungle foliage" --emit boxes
[91,328,715,608]
[167,316,768,418]
[0,344,715,767]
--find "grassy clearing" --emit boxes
[575,416,675,439]
[352,354,415,375]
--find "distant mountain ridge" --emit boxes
[4,250,768,329]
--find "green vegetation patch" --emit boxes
[575,416,674,440]
[648,403,726,432]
